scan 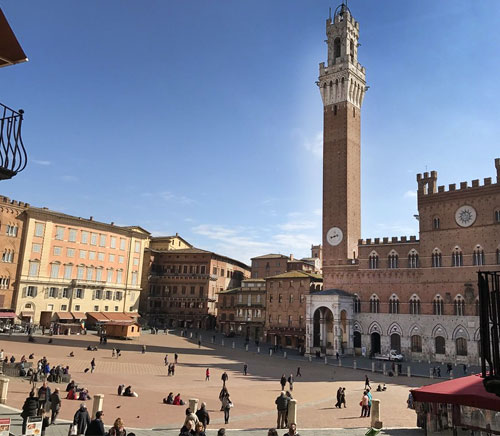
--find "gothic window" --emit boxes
[456,337,468,356]
[369,253,379,269]
[334,37,341,58]
[435,336,446,355]
[369,295,380,314]
[388,253,398,269]
[411,335,422,353]
[432,250,442,268]
[495,209,500,223]
[433,217,440,230]
[353,294,361,313]
[408,251,419,268]
[350,39,355,62]
[473,246,485,266]
[454,295,465,316]
[433,295,444,315]
[409,296,421,315]
[451,248,463,267]
[389,295,400,314]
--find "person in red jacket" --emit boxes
[205,368,210,381]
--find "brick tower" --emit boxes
[319,3,366,284]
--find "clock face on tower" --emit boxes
[326,227,343,246]
[455,205,477,227]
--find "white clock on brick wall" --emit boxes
[455,205,477,227]
[326,227,343,246]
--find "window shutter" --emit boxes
[92,290,96,300]
[22,287,26,298]
[44,287,49,299]
[33,287,38,298]
[81,289,85,299]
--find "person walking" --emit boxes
[219,387,228,411]
[205,368,210,381]
[360,391,369,417]
[280,374,287,390]
[108,417,126,436]
[49,388,61,424]
[90,358,96,374]
[164,354,168,366]
[175,353,179,364]
[21,391,38,435]
[283,423,300,436]
[287,374,294,391]
[73,403,91,435]
[437,367,441,377]
[296,367,301,377]
[364,375,370,390]
[221,393,232,425]
[37,381,51,414]
[196,402,210,429]
[243,364,248,376]
[340,387,347,408]
[275,391,289,429]
[335,387,342,408]
[85,411,105,436]
[221,372,228,387]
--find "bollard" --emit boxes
[288,399,298,425]
[449,370,453,379]
[382,362,387,376]
[370,399,383,429]
[284,351,287,359]
[353,360,357,370]
[189,332,193,339]
[269,349,273,356]
[371,361,375,373]
[189,398,199,413]
[245,344,249,352]
[211,337,214,344]
[257,346,260,353]
[199,335,202,342]
[430,368,434,379]
[0,378,9,404]
[324,356,328,365]
[92,394,104,418]
[338,358,342,367]
[221,339,225,346]
[394,364,398,377]
[308,355,312,362]
[232,342,235,349]
[407,366,411,377]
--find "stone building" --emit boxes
[306,3,500,364]
[0,196,28,309]
[217,278,266,340]
[251,254,289,279]
[13,206,149,323]
[145,247,250,329]
[265,270,322,351]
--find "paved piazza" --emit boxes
[0,333,428,431]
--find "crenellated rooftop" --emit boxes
[358,236,419,246]
[0,195,29,208]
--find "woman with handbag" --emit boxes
[73,403,90,435]
[221,394,233,425]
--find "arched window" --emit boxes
[433,295,444,315]
[389,295,400,314]
[452,248,463,267]
[495,209,500,223]
[408,250,419,268]
[456,337,467,356]
[435,336,446,354]
[409,296,420,315]
[433,217,440,230]
[388,252,398,269]
[334,37,341,58]
[369,253,379,269]
[432,249,442,268]
[411,335,422,352]
[473,246,485,266]
[454,295,465,316]
[369,295,380,314]
[353,294,361,313]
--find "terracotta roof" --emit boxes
[86,312,109,322]
[71,312,86,320]
[103,313,133,322]
[251,254,290,260]
[267,271,323,280]
[54,312,73,320]
[125,312,140,318]
[105,321,138,326]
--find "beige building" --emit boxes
[0,196,28,310]
[217,278,266,341]
[13,207,149,323]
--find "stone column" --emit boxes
[92,394,104,418]
[287,399,297,425]
[189,398,199,413]
[370,399,383,429]
[353,360,357,370]
[284,352,287,359]
[257,347,260,353]
[382,362,386,375]
[0,378,9,404]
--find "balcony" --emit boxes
[0,103,27,180]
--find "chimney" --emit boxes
[89,216,93,221]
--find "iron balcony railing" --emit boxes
[478,270,500,397]
[0,103,27,180]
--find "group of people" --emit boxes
[117,384,139,397]
[274,391,294,429]
[280,374,294,391]
[20,384,63,435]
[334,387,347,408]
[66,380,92,401]
[163,392,185,405]
[178,403,210,436]
[73,404,130,436]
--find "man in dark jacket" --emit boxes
[73,403,91,435]
[85,411,106,436]
[283,423,300,436]
[49,388,61,424]
[275,391,289,429]
[37,381,51,414]
[21,391,38,434]
[280,374,287,390]
[196,402,210,429]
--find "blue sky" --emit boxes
[2,1,500,265]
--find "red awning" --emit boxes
[86,312,109,322]
[54,312,73,320]
[0,312,16,319]
[71,312,86,320]
[0,8,28,68]
[411,374,500,412]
